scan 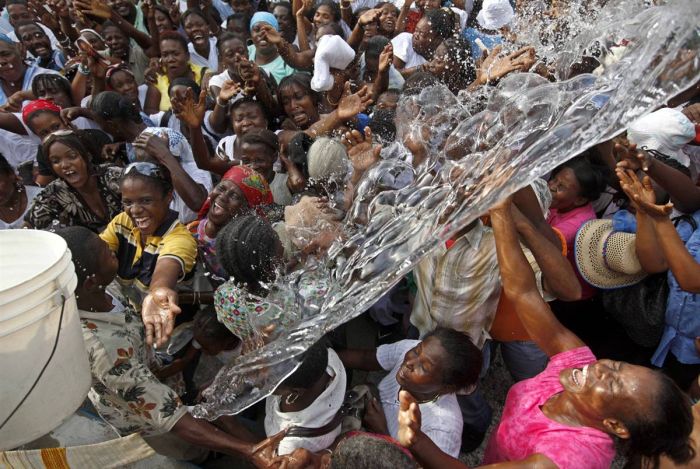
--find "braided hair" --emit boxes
[215,214,281,288]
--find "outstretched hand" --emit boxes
[476,46,536,85]
[614,140,654,172]
[142,287,181,348]
[616,167,672,219]
[378,43,393,74]
[73,0,113,19]
[342,127,381,177]
[336,82,374,121]
[172,88,207,128]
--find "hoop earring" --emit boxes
[285,392,300,405]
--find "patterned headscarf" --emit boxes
[198,165,273,220]
[22,99,62,126]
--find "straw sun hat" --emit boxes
[575,219,648,289]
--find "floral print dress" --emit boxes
[25,164,123,233]
[79,301,187,436]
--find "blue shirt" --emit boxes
[651,210,700,366]
[462,27,503,61]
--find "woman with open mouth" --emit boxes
[182,9,218,71]
[100,161,197,317]
[188,165,275,287]
[396,199,695,469]
[24,130,123,232]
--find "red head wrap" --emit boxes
[197,165,274,220]
[22,99,62,126]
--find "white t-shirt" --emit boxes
[264,348,347,455]
[0,184,41,229]
[376,339,463,458]
[188,36,218,71]
[391,32,427,69]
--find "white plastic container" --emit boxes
[0,230,91,450]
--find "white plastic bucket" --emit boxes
[0,230,91,450]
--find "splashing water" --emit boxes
[193,0,700,419]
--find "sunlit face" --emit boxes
[559,359,659,433]
[28,112,68,139]
[240,142,276,182]
[16,23,51,59]
[184,13,210,49]
[120,176,172,236]
[396,336,449,396]
[207,179,248,226]
[160,39,190,78]
[313,4,335,28]
[48,141,90,189]
[103,26,130,60]
[108,70,139,103]
[548,167,586,211]
[0,41,25,83]
[231,102,268,136]
[219,37,247,71]
[279,83,319,129]
[154,9,176,33]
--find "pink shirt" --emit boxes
[483,347,615,468]
[547,204,597,299]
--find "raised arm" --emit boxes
[491,198,585,357]
[305,83,373,138]
[172,88,234,176]
[395,0,413,34]
[618,167,700,293]
[295,0,314,52]
[510,203,582,301]
[262,25,314,70]
[616,143,700,214]
[74,0,159,57]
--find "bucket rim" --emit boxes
[0,230,69,294]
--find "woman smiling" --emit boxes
[100,161,197,317]
[24,131,122,232]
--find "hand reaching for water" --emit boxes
[616,167,672,219]
[142,287,181,348]
[337,82,374,121]
[476,46,536,85]
[613,141,653,172]
[378,43,393,74]
[172,87,207,128]
[342,127,381,177]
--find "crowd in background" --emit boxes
[0,0,699,467]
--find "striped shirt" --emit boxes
[100,210,197,307]
[411,220,501,349]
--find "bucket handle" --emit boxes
[0,290,68,432]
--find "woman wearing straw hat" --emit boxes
[396,197,695,469]
[617,167,700,392]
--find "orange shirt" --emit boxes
[489,227,567,342]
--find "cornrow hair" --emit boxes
[215,214,281,287]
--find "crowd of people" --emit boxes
[0,0,698,466]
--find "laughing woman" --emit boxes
[25,131,122,232]
[100,162,197,324]
[396,198,694,469]
[189,165,275,286]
